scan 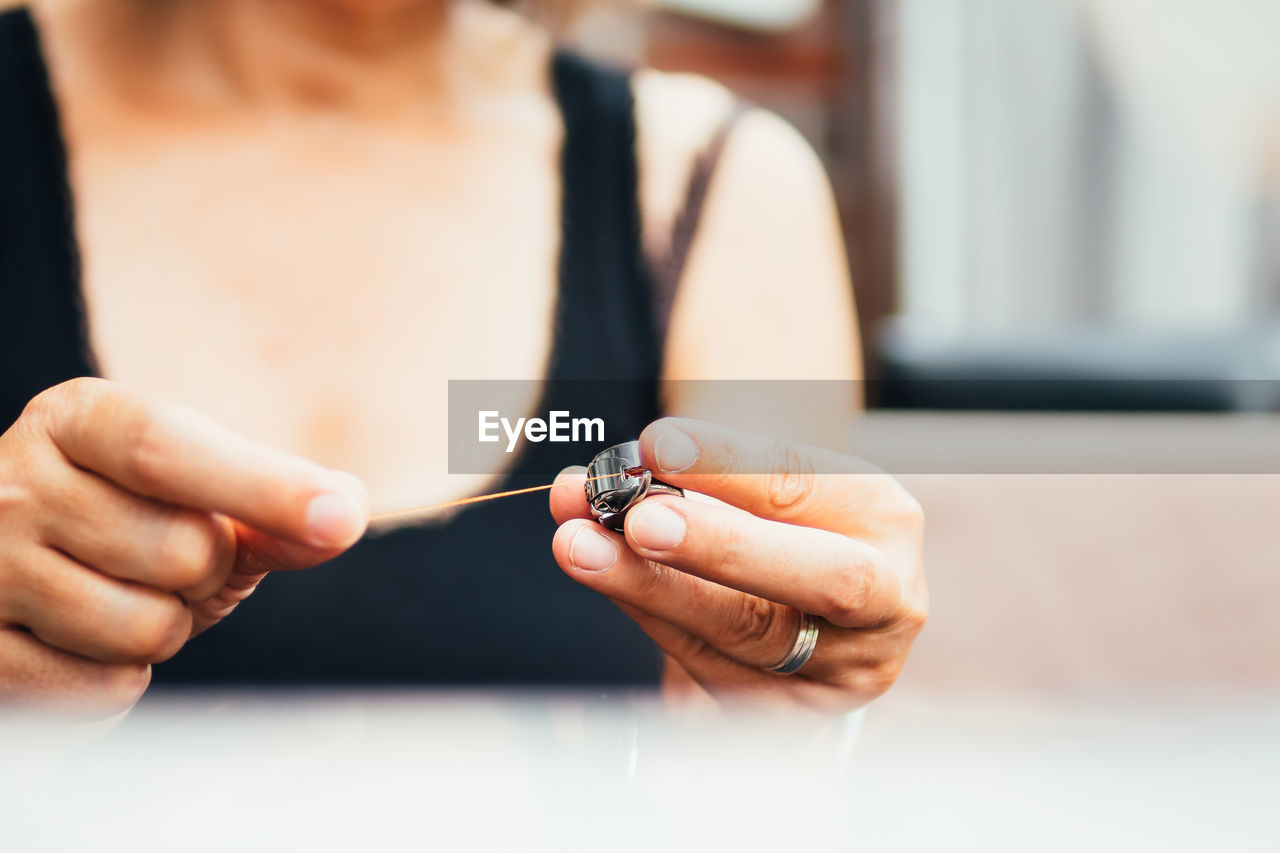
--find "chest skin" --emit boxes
[66,100,563,513]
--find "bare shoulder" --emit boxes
[632,68,835,255]
[631,68,736,257]
[631,67,739,174]
[633,68,859,389]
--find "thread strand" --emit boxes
[367,473,617,525]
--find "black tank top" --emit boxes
[0,9,683,687]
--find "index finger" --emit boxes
[36,379,367,548]
[638,418,912,537]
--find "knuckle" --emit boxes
[2,424,70,524]
[710,522,748,576]
[24,378,97,424]
[901,595,929,635]
[895,491,926,535]
[632,559,675,601]
[119,599,190,663]
[0,474,32,519]
[26,461,87,524]
[722,596,781,653]
[120,410,173,492]
[57,376,104,405]
[765,440,815,513]
[670,630,713,665]
[897,481,924,517]
[21,384,65,422]
[842,659,903,701]
[19,392,52,427]
[876,483,925,538]
[817,561,874,627]
[155,514,221,591]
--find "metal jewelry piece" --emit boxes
[766,613,820,675]
[584,440,683,531]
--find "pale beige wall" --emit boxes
[896,473,1280,698]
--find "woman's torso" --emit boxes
[34,0,573,513]
[0,2,687,686]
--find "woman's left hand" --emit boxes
[550,418,927,714]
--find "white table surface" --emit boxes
[3,690,1276,852]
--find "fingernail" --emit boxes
[628,501,686,551]
[654,423,698,473]
[569,527,618,573]
[554,465,588,485]
[306,491,366,548]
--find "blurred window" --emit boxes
[890,0,1280,398]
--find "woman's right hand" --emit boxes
[0,378,368,717]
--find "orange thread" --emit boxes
[367,472,622,525]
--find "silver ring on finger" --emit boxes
[765,612,820,675]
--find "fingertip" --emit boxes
[624,497,688,553]
[305,472,369,548]
[552,518,611,569]
[639,417,676,452]
[555,519,620,575]
[331,471,370,512]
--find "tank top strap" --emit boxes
[655,99,752,342]
[0,7,96,427]
[548,51,662,383]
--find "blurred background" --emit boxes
[575,0,1280,399]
